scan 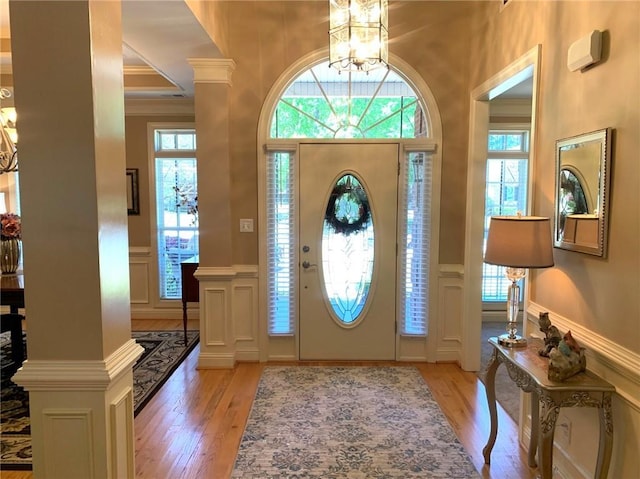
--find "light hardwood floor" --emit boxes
[1,319,538,479]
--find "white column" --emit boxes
[9,1,143,477]
[188,59,240,368]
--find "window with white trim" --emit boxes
[483,129,529,303]
[152,128,198,300]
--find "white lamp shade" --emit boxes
[484,216,555,268]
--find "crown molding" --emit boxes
[188,58,236,85]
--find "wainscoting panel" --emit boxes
[129,261,150,305]
[128,247,151,301]
[233,285,255,340]
[233,270,259,361]
[195,266,259,368]
[110,387,135,479]
[128,246,198,320]
[436,265,464,363]
[42,409,95,479]
[202,287,229,347]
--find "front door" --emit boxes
[299,143,398,360]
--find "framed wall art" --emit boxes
[126,168,140,216]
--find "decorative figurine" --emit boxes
[548,331,587,381]
[538,312,562,357]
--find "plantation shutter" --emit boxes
[266,150,296,335]
[398,151,432,335]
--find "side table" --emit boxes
[482,337,615,479]
[180,256,199,346]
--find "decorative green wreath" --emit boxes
[325,183,371,236]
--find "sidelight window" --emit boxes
[152,128,198,300]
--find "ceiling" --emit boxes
[1,1,532,106]
[500,77,533,99]
[0,0,221,103]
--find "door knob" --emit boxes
[302,260,317,269]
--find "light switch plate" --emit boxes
[240,218,254,233]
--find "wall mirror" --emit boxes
[554,128,612,257]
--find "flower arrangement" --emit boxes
[0,213,21,240]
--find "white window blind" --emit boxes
[266,151,296,335]
[398,151,431,336]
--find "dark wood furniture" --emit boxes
[1,273,26,367]
[483,336,615,479]
[180,256,199,346]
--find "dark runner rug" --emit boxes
[232,366,480,478]
[0,329,199,470]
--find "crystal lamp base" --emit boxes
[498,333,528,348]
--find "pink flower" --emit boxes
[1,213,21,239]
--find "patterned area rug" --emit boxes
[232,366,480,478]
[478,322,520,422]
[0,329,199,470]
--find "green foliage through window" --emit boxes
[270,62,425,139]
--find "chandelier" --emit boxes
[0,88,18,174]
[329,0,389,73]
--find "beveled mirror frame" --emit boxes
[554,127,612,257]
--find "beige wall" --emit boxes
[120,1,492,269]
[125,114,195,246]
[125,1,638,353]
[470,1,639,352]
[223,0,480,265]
[118,2,639,475]
[470,3,639,476]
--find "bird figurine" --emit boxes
[561,331,581,354]
[548,330,587,381]
[538,312,562,357]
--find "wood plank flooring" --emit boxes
[1,319,538,479]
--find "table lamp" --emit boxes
[484,215,554,347]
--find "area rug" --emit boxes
[478,322,520,422]
[0,329,199,470]
[232,366,480,478]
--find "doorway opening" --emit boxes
[463,46,540,374]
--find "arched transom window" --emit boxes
[270,61,427,139]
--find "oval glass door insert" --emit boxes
[321,174,374,324]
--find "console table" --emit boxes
[483,337,615,479]
[0,273,26,367]
[180,256,199,346]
